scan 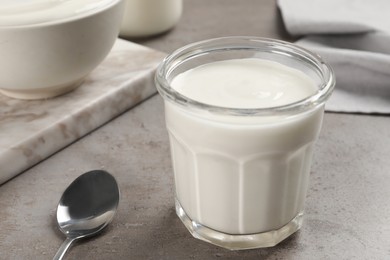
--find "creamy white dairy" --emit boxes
[166,58,324,234]
[0,0,118,26]
[172,58,316,109]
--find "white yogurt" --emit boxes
[0,0,118,26]
[166,58,324,234]
[172,58,316,109]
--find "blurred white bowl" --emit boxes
[0,0,124,100]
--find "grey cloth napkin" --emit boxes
[277,0,390,114]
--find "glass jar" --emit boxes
[120,0,182,38]
[155,37,335,250]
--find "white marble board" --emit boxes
[0,39,166,184]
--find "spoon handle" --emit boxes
[53,237,75,260]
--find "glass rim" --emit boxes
[155,36,335,116]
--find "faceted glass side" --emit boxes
[170,127,314,239]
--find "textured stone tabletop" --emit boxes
[1,1,389,259]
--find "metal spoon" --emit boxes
[53,170,120,260]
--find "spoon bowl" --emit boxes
[53,170,120,260]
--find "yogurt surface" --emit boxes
[0,0,118,26]
[171,58,317,109]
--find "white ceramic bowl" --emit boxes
[0,0,124,100]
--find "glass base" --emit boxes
[175,198,303,250]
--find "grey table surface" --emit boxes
[1,0,390,259]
